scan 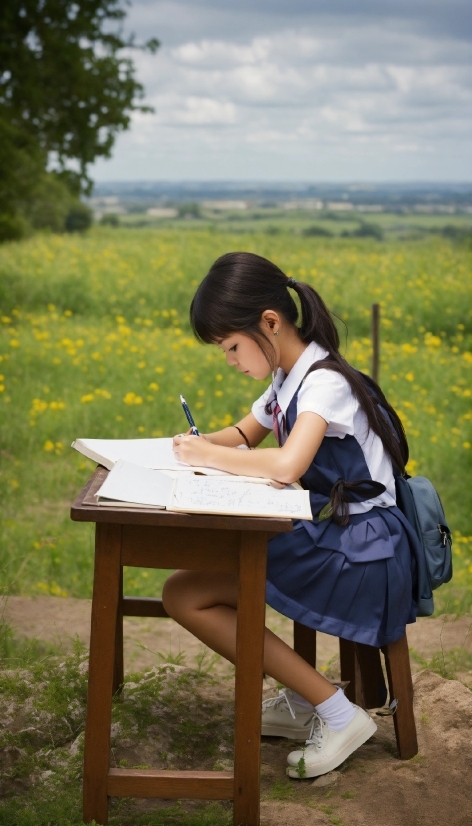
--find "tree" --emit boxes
[0,1,159,239]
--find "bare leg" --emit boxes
[162,569,336,706]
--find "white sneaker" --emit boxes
[286,706,377,778]
[261,689,314,740]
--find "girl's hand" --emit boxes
[173,428,192,450]
[173,429,210,449]
[173,433,213,467]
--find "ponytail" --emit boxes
[290,280,340,352]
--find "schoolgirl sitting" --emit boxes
[164,251,418,778]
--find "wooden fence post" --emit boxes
[371,303,380,384]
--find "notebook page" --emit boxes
[72,437,277,484]
[171,476,312,519]
[95,460,175,508]
[72,437,209,472]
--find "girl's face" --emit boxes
[218,332,272,380]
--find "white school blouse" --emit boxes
[251,341,397,514]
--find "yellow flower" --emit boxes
[31,398,48,413]
[198,389,205,396]
[81,393,94,403]
[43,440,55,452]
[405,372,414,382]
[215,390,223,397]
[424,332,441,348]
[405,459,418,475]
[148,382,159,391]
[464,442,471,449]
[123,392,143,405]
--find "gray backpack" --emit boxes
[395,475,452,616]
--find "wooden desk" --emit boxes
[71,468,292,826]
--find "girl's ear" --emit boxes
[260,310,280,332]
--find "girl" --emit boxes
[163,251,419,778]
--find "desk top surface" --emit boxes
[71,467,293,533]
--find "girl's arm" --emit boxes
[175,411,328,484]
[174,413,271,449]
[203,412,271,448]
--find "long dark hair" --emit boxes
[190,251,409,481]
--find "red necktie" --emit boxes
[271,399,286,447]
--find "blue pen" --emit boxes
[180,395,200,436]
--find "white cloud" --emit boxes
[91,4,472,181]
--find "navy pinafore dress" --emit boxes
[266,381,419,648]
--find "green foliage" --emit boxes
[0,616,61,664]
[343,222,384,240]
[0,0,159,182]
[178,203,202,219]
[409,644,472,680]
[0,0,159,240]
[296,754,307,778]
[27,173,77,233]
[302,225,333,237]
[267,778,296,799]
[100,212,121,227]
[0,647,232,826]
[65,202,93,233]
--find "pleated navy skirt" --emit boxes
[266,505,418,648]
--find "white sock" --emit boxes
[289,690,314,710]
[315,687,356,732]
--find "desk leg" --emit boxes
[113,568,124,695]
[233,531,267,826]
[83,523,122,826]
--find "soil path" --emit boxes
[3,596,472,682]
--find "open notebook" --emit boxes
[95,460,312,520]
[71,437,279,486]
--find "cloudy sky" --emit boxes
[91,0,472,182]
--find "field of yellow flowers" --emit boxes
[0,227,471,613]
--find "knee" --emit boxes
[162,570,193,621]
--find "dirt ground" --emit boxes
[3,595,472,682]
[2,597,472,826]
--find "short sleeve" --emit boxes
[297,369,358,436]
[251,384,274,429]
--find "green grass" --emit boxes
[0,225,471,612]
[0,640,234,826]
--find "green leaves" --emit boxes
[0,0,159,238]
